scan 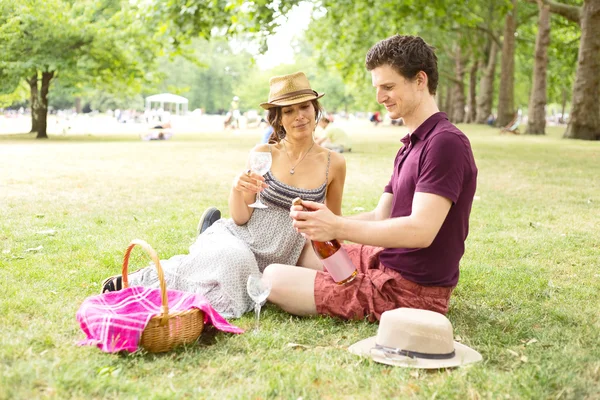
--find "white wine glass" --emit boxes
[246,273,272,332]
[248,151,272,209]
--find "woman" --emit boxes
[102,72,346,318]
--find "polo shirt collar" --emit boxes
[403,112,448,145]
[400,133,411,146]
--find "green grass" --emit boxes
[1,122,599,399]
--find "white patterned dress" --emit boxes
[129,154,330,318]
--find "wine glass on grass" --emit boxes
[246,273,272,332]
[247,151,272,209]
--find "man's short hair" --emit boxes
[365,35,439,95]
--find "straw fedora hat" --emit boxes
[260,72,324,110]
[348,308,482,369]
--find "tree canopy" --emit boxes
[1,0,596,140]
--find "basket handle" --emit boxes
[122,239,169,325]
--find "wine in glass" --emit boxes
[246,273,272,332]
[248,151,272,209]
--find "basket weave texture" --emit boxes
[123,239,204,353]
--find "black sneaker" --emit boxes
[197,207,221,236]
[101,275,122,294]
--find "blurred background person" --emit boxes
[369,110,382,126]
[224,96,241,129]
[315,115,352,153]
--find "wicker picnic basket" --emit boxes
[123,239,204,353]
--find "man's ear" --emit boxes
[416,71,428,91]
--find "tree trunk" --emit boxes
[527,0,581,23]
[497,0,518,127]
[560,87,568,123]
[466,61,478,123]
[445,81,454,117]
[564,0,600,140]
[75,97,82,114]
[36,71,54,139]
[437,84,445,112]
[526,3,551,135]
[28,74,40,134]
[476,41,499,124]
[451,45,466,123]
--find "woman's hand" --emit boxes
[233,169,268,194]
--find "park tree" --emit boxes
[152,39,256,114]
[445,20,497,124]
[153,0,302,57]
[441,34,488,124]
[137,0,319,114]
[561,0,599,140]
[433,1,506,124]
[496,0,519,127]
[289,32,361,113]
[524,0,582,135]
[0,0,303,139]
[453,1,509,125]
[465,49,480,123]
[545,18,579,122]
[475,39,500,124]
[0,0,160,139]
[0,81,28,109]
[301,0,517,121]
[526,1,552,135]
[528,0,600,140]
[441,2,541,126]
[152,35,356,115]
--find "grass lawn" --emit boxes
[1,122,599,399]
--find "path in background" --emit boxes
[0,114,226,136]
[0,113,408,138]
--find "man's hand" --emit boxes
[290,200,340,241]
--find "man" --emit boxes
[263,35,478,322]
[315,115,352,153]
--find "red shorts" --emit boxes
[314,244,454,322]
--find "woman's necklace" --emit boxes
[282,139,315,175]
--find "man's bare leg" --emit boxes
[263,263,318,316]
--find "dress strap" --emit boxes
[323,150,331,203]
[325,150,331,183]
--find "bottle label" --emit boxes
[321,248,357,283]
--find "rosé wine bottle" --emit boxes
[292,198,358,285]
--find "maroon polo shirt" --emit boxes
[379,112,477,287]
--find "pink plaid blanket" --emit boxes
[77,286,244,353]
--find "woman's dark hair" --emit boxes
[266,99,323,144]
[365,35,438,95]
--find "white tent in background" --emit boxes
[145,93,188,115]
